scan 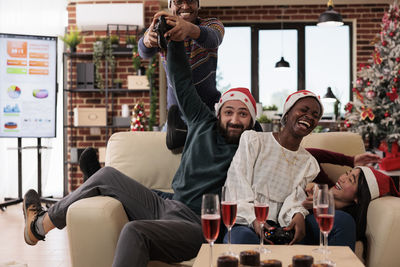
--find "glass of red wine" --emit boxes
[312,183,329,254]
[221,186,237,256]
[201,194,221,267]
[253,187,270,254]
[316,189,335,266]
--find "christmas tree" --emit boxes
[345,1,400,151]
[131,102,147,131]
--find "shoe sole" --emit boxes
[23,198,37,246]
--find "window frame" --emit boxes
[221,22,353,103]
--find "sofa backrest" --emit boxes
[301,131,366,183]
[105,131,181,192]
[106,131,365,191]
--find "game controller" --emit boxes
[265,227,295,245]
[153,15,173,51]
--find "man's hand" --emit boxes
[165,15,200,41]
[354,152,381,166]
[285,213,305,245]
[143,17,159,48]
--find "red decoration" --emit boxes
[396,57,400,62]
[394,77,399,83]
[389,32,395,37]
[379,141,400,171]
[367,90,376,99]
[361,106,375,120]
[382,40,388,46]
[385,111,390,117]
[344,120,351,128]
[373,50,382,64]
[345,102,353,112]
[352,88,364,103]
[387,88,399,101]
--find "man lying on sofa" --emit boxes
[22,28,260,267]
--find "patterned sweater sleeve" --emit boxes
[224,131,260,226]
[195,18,224,49]
[138,34,158,59]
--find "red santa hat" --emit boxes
[215,87,257,126]
[281,90,324,125]
[357,166,400,200]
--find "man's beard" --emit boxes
[218,118,251,144]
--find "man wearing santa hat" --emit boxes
[22,39,259,266]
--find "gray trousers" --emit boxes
[48,166,204,267]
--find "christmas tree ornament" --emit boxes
[131,102,147,131]
[385,111,390,117]
[367,90,376,99]
[361,106,375,121]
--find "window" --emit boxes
[217,23,352,116]
[217,27,251,93]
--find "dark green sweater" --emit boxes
[167,41,238,215]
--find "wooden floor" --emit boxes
[0,203,71,267]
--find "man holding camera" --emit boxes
[139,0,224,150]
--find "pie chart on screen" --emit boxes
[8,85,21,99]
[33,89,48,98]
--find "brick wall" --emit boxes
[66,0,162,190]
[198,3,387,65]
[66,1,387,190]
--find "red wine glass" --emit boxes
[221,186,237,256]
[316,190,335,265]
[254,187,270,254]
[202,194,221,267]
[312,183,329,254]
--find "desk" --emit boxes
[193,244,364,267]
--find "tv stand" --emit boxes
[0,138,59,211]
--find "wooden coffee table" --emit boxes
[193,244,364,266]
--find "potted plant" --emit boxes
[93,38,105,90]
[126,35,137,49]
[60,26,82,53]
[257,115,273,132]
[114,78,123,89]
[263,104,278,119]
[110,35,119,49]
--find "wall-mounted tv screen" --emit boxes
[0,33,57,138]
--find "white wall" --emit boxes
[0,0,68,200]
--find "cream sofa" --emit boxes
[66,131,400,267]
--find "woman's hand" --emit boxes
[354,152,381,166]
[285,213,306,245]
[253,220,273,244]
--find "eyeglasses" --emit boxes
[172,0,197,7]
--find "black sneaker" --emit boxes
[79,147,101,182]
[23,189,46,245]
[166,105,188,150]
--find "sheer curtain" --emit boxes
[0,0,67,200]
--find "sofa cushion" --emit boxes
[105,132,181,192]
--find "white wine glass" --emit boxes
[201,194,221,267]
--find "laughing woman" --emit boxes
[223,90,327,245]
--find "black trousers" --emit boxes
[48,166,204,267]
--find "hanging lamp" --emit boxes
[275,6,290,69]
[318,0,344,26]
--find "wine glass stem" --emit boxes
[319,231,323,250]
[209,242,214,267]
[228,227,232,252]
[260,222,264,249]
[323,232,328,261]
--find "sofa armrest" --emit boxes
[67,196,129,267]
[365,196,400,267]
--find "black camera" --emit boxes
[153,15,173,51]
[265,227,294,245]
